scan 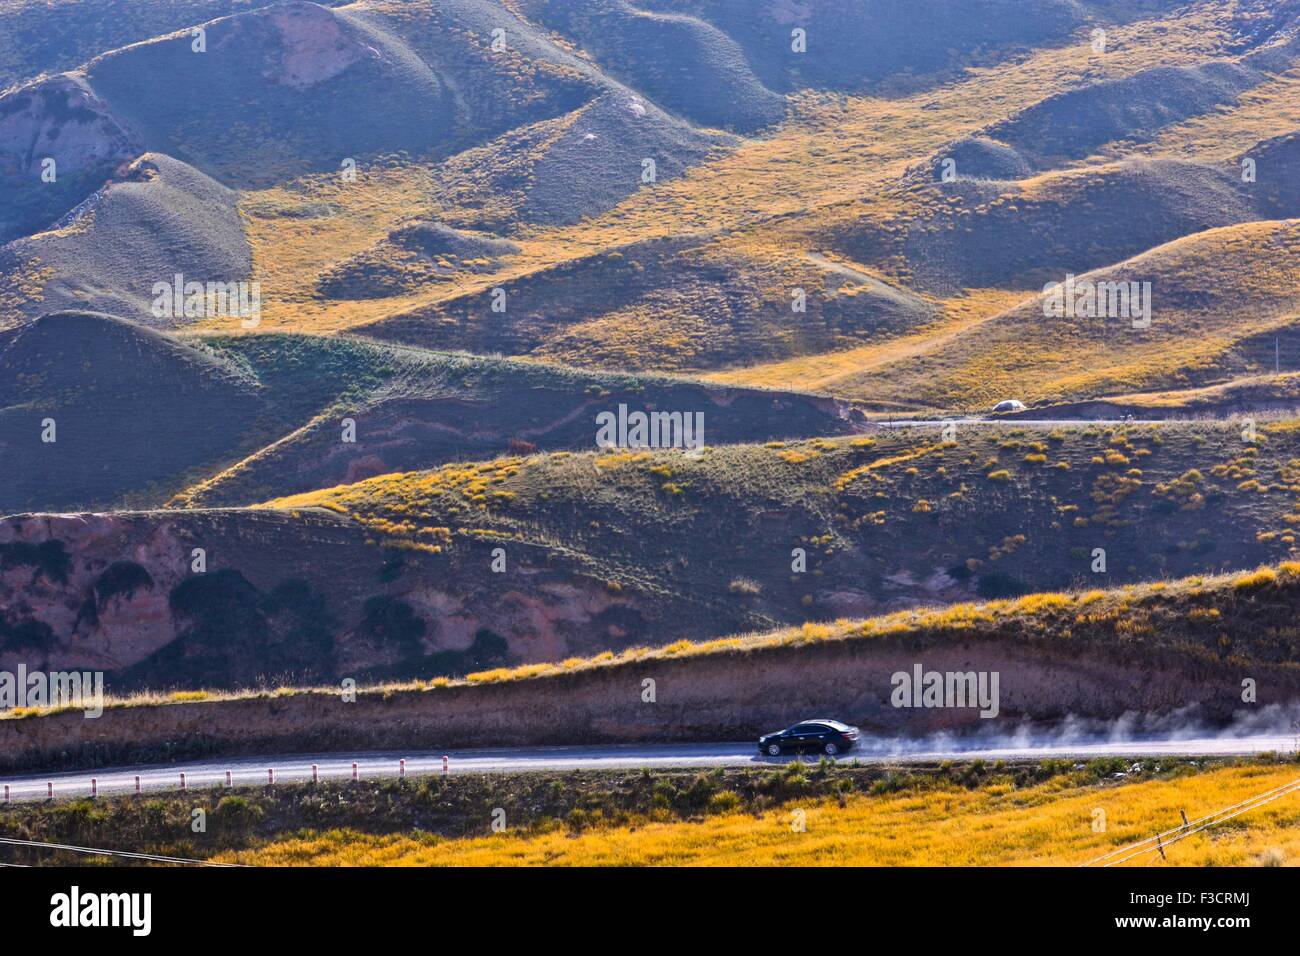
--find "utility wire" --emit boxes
[0,837,243,868]
[1081,775,1300,867]
[1084,774,1300,865]
[1102,780,1300,868]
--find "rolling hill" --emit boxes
[8,419,1300,690]
[172,332,860,507]
[0,310,856,514]
[1,153,252,327]
[0,0,320,91]
[828,218,1300,410]
[0,311,265,513]
[4,0,1300,707]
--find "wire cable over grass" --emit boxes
[1081,775,1300,867]
[0,836,243,867]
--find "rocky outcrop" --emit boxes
[0,507,695,688]
[260,1,378,90]
[0,74,141,242]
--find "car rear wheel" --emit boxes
[766,743,781,756]
[823,742,839,756]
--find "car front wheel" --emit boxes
[767,743,781,756]
[824,742,839,756]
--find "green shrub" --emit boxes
[707,790,742,814]
[215,795,263,832]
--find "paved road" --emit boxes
[1,734,1295,804]
[875,418,1165,427]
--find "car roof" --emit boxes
[800,719,851,730]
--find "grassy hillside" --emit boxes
[0,0,318,91]
[2,0,1269,413]
[0,316,851,513]
[0,311,265,513]
[885,156,1273,293]
[83,2,454,188]
[6,0,1300,706]
[979,50,1298,172]
[175,332,858,507]
[9,419,1300,691]
[516,0,785,132]
[601,0,1186,95]
[150,1,1241,332]
[267,420,1300,615]
[356,235,939,371]
[223,760,1300,867]
[724,218,1300,409]
[1101,372,1300,415]
[839,219,1300,410]
[2,153,252,327]
[313,0,1300,381]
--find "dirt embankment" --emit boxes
[0,507,686,685]
[0,629,1283,773]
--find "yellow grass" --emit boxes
[560,0,1234,254]
[136,0,1297,413]
[820,220,1300,409]
[221,762,1300,866]
[705,288,1027,393]
[1122,67,1300,164]
[224,163,437,333]
[1102,372,1300,410]
[206,0,1242,348]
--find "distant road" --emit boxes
[1,735,1294,804]
[875,419,1164,427]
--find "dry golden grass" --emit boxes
[814,219,1300,409]
[218,163,437,334]
[1120,66,1300,164]
[259,456,530,543]
[1101,372,1300,410]
[0,257,54,330]
[559,0,1235,255]
[150,0,1300,411]
[221,762,1300,866]
[9,0,1274,406]
[705,288,1027,394]
[213,0,1244,349]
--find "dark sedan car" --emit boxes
[758,719,860,756]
